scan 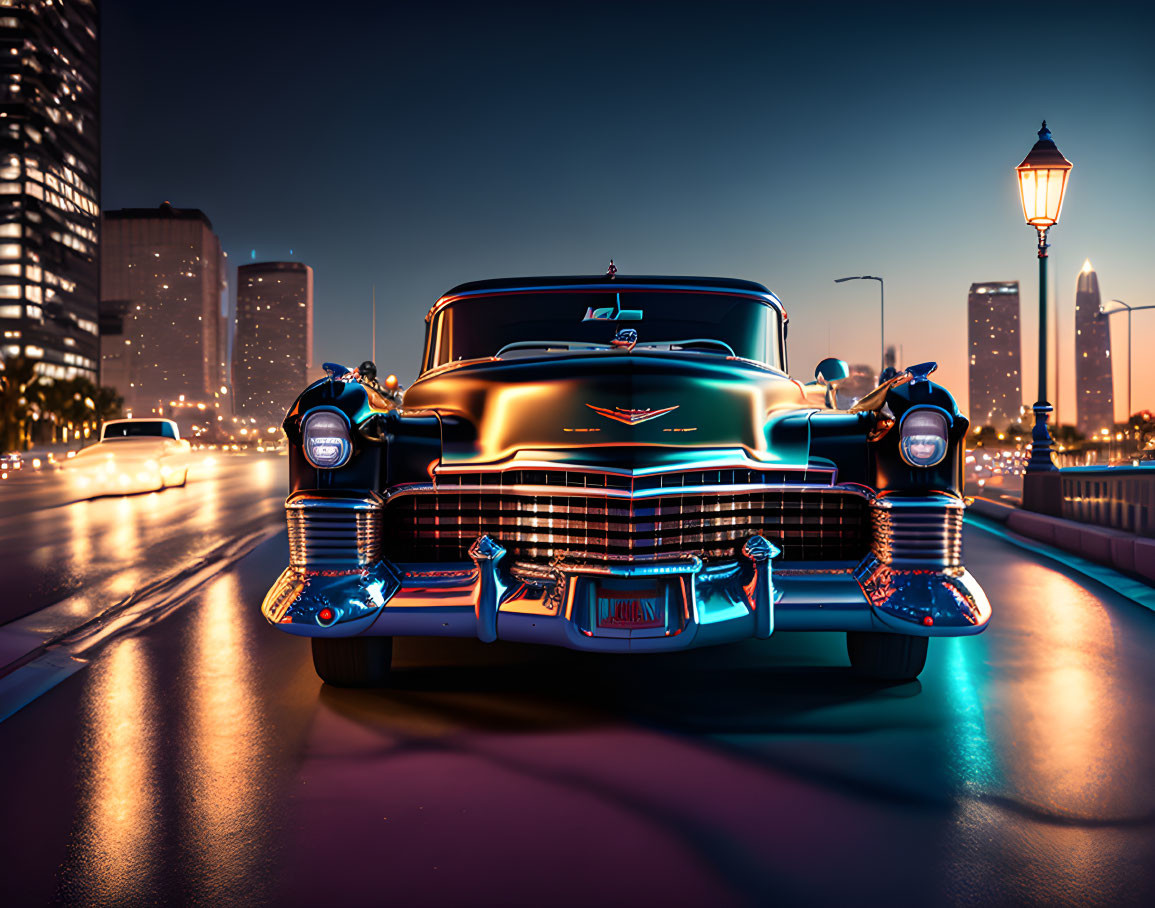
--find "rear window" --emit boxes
[103,421,177,440]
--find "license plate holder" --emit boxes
[582,577,682,638]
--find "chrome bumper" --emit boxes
[261,533,991,652]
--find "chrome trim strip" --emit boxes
[431,459,834,479]
[386,481,870,502]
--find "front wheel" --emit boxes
[311,636,394,687]
[846,631,928,681]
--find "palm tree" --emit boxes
[0,356,44,452]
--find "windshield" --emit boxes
[103,421,177,440]
[423,290,783,373]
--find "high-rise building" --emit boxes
[234,261,313,427]
[967,281,1023,428]
[1074,259,1113,437]
[0,1,100,382]
[100,203,226,416]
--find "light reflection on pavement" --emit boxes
[0,497,1153,904]
[0,453,285,629]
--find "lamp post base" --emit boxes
[1026,401,1057,473]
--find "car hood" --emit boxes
[401,352,816,468]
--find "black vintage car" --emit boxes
[262,273,989,685]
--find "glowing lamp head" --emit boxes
[384,374,398,390]
[1016,121,1072,229]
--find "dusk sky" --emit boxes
[103,0,1155,422]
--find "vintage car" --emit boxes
[66,417,191,495]
[262,273,990,686]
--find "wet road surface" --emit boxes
[1,478,1153,906]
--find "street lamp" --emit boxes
[1099,298,1155,429]
[1016,121,1072,473]
[834,275,884,377]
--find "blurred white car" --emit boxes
[67,418,191,495]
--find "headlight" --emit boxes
[899,408,949,468]
[302,410,352,469]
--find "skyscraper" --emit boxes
[234,261,313,426]
[0,1,100,382]
[967,281,1023,428]
[1074,260,1114,437]
[100,203,226,415]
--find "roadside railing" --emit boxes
[1061,466,1155,538]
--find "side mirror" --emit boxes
[814,358,850,384]
[812,358,850,409]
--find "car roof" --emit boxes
[430,274,784,320]
[103,417,179,426]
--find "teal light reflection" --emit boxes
[944,635,999,791]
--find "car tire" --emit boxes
[311,636,394,687]
[846,631,928,681]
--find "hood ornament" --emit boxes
[606,259,617,278]
[611,327,637,351]
[587,404,679,425]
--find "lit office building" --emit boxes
[234,261,313,427]
[0,1,100,382]
[967,281,1023,428]
[100,203,226,416]
[1074,259,1114,437]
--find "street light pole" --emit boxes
[1016,122,1073,474]
[1100,299,1155,430]
[834,275,885,377]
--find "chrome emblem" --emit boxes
[586,404,679,425]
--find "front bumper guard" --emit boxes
[262,532,990,650]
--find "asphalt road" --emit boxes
[1,461,1153,907]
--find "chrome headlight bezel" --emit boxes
[898,406,951,468]
[302,407,353,469]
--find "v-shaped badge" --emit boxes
[586,404,679,425]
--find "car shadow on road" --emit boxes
[318,634,924,738]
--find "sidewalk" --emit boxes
[968,496,1155,591]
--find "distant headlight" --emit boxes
[899,408,949,468]
[303,410,352,469]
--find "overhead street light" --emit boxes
[1099,298,1155,428]
[1016,121,1072,474]
[834,275,884,377]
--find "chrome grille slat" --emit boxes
[383,479,870,564]
[287,498,382,570]
[870,504,963,568]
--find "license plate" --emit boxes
[596,587,664,630]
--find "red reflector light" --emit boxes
[922,616,934,626]
[318,607,335,624]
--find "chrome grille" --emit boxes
[870,500,963,568]
[383,484,869,564]
[287,494,382,570]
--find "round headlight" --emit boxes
[302,410,352,469]
[899,408,949,468]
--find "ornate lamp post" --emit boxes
[1016,121,1072,473]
